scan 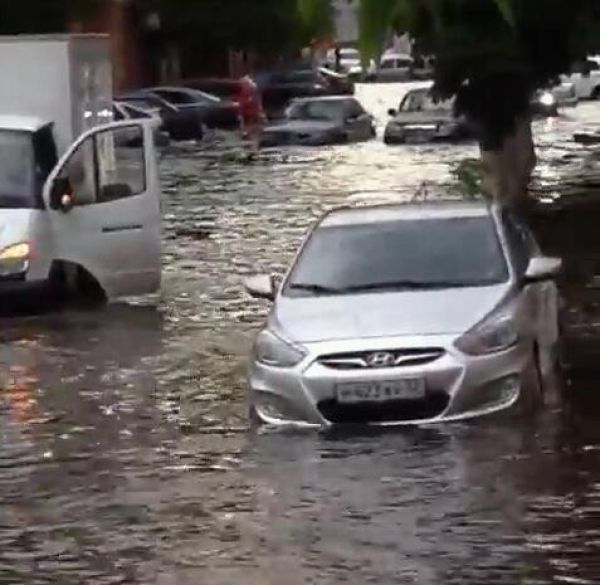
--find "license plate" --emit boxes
[406,131,432,144]
[336,379,426,404]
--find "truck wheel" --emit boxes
[592,86,600,100]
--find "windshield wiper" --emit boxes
[337,280,487,292]
[288,283,343,295]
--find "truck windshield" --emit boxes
[0,130,36,209]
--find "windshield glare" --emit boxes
[0,131,36,209]
[285,216,508,295]
[288,101,344,120]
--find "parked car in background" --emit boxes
[142,86,240,130]
[560,56,600,100]
[410,55,435,80]
[376,53,414,82]
[325,47,376,80]
[113,101,170,147]
[384,87,473,144]
[260,96,375,147]
[318,67,355,95]
[244,201,561,427]
[252,68,353,119]
[116,92,204,141]
[549,82,579,108]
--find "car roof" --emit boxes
[0,114,48,132]
[293,96,355,103]
[319,201,493,228]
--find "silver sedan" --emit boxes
[245,201,562,427]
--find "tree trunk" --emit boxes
[479,117,536,206]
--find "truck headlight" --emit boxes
[254,329,306,368]
[455,310,519,356]
[0,242,30,275]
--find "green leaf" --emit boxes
[358,0,401,58]
[493,0,515,27]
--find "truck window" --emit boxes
[55,125,146,208]
[96,126,146,202]
[0,130,37,210]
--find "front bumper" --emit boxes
[384,123,461,144]
[249,335,533,427]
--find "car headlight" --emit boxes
[254,329,306,368]
[455,310,519,356]
[0,242,30,275]
[0,242,30,261]
[538,91,555,107]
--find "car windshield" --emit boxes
[400,90,453,113]
[288,100,344,121]
[0,130,36,209]
[121,97,159,111]
[285,216,508,295]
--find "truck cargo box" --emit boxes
[0,34,112,154]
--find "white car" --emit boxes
[376,53,414,82]
[560,56,600,100]
[245,201,562,427]
[326,47,376,80]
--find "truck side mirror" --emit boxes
[50,177,74,212]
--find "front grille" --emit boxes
[318,348,445,370]
[317,391,449,424]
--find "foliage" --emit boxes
[449,158,486,200]
[301,0,600,147]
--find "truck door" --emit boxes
[42,121,161,300]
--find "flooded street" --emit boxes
[2,83,600,584]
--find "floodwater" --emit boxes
[1,84,600,584]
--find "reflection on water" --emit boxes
[0,84,600,584]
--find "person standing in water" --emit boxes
[238,75,265,155]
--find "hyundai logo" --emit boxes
[366,352,396,368]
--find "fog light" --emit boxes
[253,392,303,423]
[460,375,521,413]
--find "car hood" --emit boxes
[272,284,512,343]
[265,119,340,133]
[390,111,454,126]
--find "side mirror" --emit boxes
[524,257,562,283]
[49,177,74,212]
[244,273,279,301]
[388,108,398,117]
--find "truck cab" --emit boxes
[0,34,161,303]
[0,116,161,302]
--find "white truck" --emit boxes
[0,34,161,303]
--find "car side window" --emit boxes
[156,90,192,104]
[55,125,146,207]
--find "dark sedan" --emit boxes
[260,96,375,147]
[144,86,241,131]
[116,92,204,141]
[252,68,354,119]
[384,88,474,144]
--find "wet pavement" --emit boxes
[1,83,600,584]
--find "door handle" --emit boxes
[102,224,143,233]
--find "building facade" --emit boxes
[331,0,359,45]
